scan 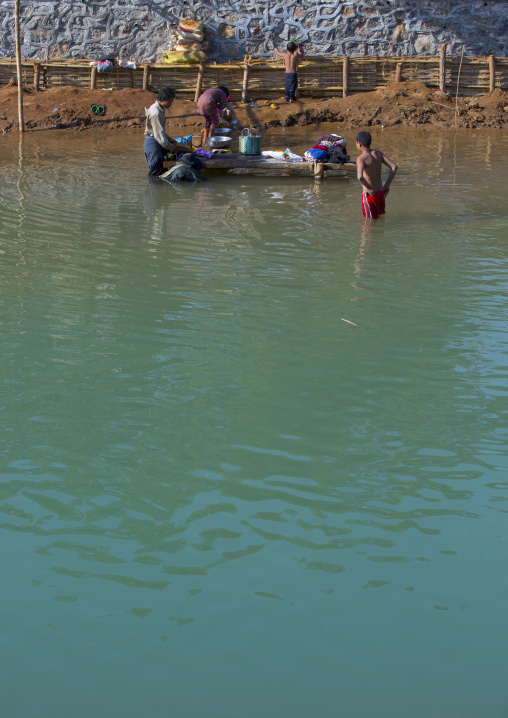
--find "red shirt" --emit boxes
[196,88,228,118]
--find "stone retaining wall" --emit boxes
[0,0,506,63]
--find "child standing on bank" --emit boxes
[275,42,304,103]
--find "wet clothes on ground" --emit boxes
[160,153,204,183]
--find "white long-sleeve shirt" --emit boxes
[144,101,175,150]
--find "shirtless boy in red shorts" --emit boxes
[356,131,398,220]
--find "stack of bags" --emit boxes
[163,18,207,65]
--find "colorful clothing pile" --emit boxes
[314,134,350,163]
[304,147,329,162]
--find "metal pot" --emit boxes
[207,135,232,148]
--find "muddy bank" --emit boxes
[1,81,507,135]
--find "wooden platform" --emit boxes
[162,153,356,178]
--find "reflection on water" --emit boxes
[1,128,508,718]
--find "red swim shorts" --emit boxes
[362,190,386,220]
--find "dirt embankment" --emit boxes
[1,80,507,135]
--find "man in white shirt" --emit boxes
[144,86,187,177]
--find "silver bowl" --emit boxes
[207,135,232,148]
[215,127,232,134]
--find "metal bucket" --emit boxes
[239,127,261,155]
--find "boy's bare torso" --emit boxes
[284,52,300,73]
[357,149,386,194]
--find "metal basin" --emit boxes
[207,135,232,148]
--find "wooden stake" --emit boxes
[343,55,349,98]
[90,64,97,90]
[14,0,24,132]
[314,162,324,179]
[439,43,446,93]
[143,63,150,91]
[395,62,403,83]
[454,45,465,129]
[242,56,250,103]
[33,62,40,91]
[194,63,204,102]
[488,54,495,93]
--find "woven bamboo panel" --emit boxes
[347,56,440,92]
[1,56,507,95]
[21,63,35,87]
[241,57,345,97]
[202,65,244,99]
[95,68,139,90]
[349,58,380,93]
[95,66,146,90]
[372,58,399,85]
[148,64,199,95]
[448,58,490,96]
[401,57,440,87]
[0,61,34,86]
[130,69,145,90]
[42,58,90,65]
[356,57,401,88]
[43,64,90,88]
[495,58,508,90]
[245,67,285,99]
[299,60,343,96]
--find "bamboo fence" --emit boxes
[1,53,507,99]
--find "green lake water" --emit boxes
[1,128,507,717]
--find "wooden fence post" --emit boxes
[90,64,97,90]
[194,63,204,102]
[33,62,40,91]
[488,54,496,93]
[439,43,446,93]
[395,62,403,83]
[14,0,24,132]
[143,63,150,91]
[242,55,250,103]
[343,55,349,98]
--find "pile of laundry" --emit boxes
[304,134,350,164]
[160,152,204,183]
[163,18,207,64]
